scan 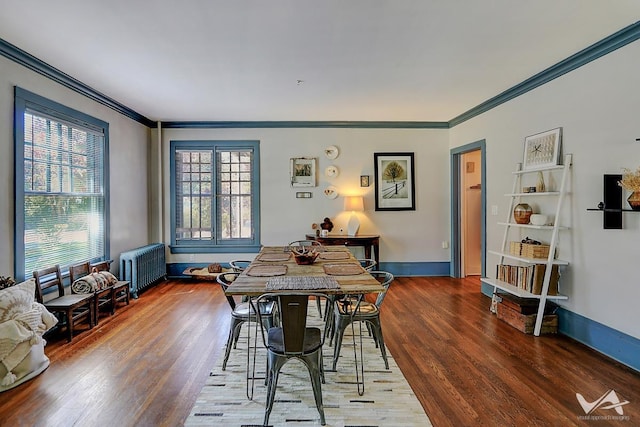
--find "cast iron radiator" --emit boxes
[119,243,166,298]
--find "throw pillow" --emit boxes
[0,279,36,323]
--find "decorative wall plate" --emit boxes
[324,145,339,160]
[325,165,339,178]
[323,186,339,199]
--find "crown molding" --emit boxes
[3,21,639,129]
[0,38,155,127]
[449,21,640,127]
[160,120,449,129]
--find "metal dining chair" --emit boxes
[323,258,378,338]
[330,271,394,371]
[254,292,329,426]
[229,260,252,272]
[287,240,324,316]
[216,272,276,370]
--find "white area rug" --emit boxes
[185,308,431,427]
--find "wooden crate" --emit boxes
[495,293,558,334]
[509,241,551,259]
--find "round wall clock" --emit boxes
[324,145,339,160]
[325,165,339,178]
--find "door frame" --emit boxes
[450,140,486,278]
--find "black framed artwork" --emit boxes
[374,152,415,211]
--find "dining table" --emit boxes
[225,245,385,396]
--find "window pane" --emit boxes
[172,142,258,249]
[20,105,107,279]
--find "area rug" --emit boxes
[184,308,431,426]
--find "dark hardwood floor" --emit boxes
[1,276,638,426]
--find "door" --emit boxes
[450,141,486,278]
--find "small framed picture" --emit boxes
[360,175,370,187]
[290,157,317,187]
[523,128,562,170]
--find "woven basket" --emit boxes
[510,242,551,259]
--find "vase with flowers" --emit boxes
[618,167,640,210]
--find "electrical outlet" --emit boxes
[491,205,498,215]
[442,241,449,249]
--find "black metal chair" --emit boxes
[323,258,378,338]
[330,271,394,371]
[216,272,275,370]
[254,292,329,426]
[287,240,324,316]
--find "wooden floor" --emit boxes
[1,276,638,426]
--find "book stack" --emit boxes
[496,264,559,295]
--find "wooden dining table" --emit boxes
[224,245,383,296]
[225,245,384,396]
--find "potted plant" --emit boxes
[618,167,640,210]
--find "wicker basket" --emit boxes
[509,241,551,259]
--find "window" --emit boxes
[170,140,260,253]
[14,87,109,281]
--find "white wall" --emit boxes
[0,55,151,277]
[155,127,451,265]
[450,41,640,339]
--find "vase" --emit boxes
[536,171,545,192]
[513,203,533,224]
[627,191,640,211]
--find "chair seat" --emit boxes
[44,294,93,309]
[337,300,379,316]
[268,327,322,354]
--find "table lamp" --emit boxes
[344,196,364,236]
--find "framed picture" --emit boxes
[374,152,415,211]
[360,175,370,187]
[290,157,317,187]
[522,128,562,170]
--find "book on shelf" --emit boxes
[496,263,559,295]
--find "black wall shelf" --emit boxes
[586,174,640,229]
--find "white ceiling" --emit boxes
[1,1,639,123]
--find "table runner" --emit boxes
[266,276,340,290]
[245,264,288,277]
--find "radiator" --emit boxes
[119,243,166,298]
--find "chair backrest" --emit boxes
[91,260,111,272]
[288,240,322,248]
[216,272,240,309]
[369,271,394,307]
[33,265,65,302]
[256,292,328,355]
[229,260,252,272]
[69,261,91,283]
[358,259,377,271]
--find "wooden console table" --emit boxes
[305,234,380,266]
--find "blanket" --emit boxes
[0,303,58,386]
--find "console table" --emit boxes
[305,234,380,266]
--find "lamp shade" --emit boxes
[344,196,364,212]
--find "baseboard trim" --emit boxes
[378,261,450,276]
[480,281,639,373]
[558,309,640,373]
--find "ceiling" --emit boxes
[1,1,639,123]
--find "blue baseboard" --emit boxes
[379,261,450,276]
[481,281,639,373]
[558,308,640,373]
